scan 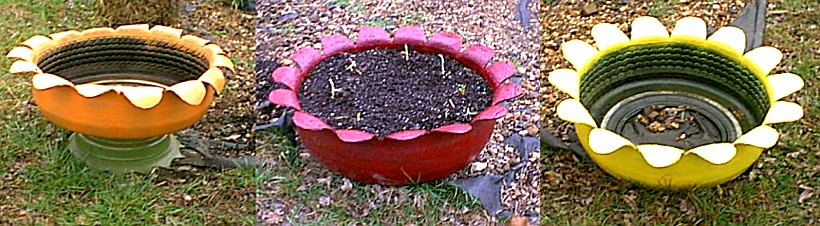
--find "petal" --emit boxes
[356,26,391,47]
[767,73,804,100]
[80,27,117,39]
[385,130,428,141]
[198,67,226,93]
[671,17,707,40]
[744,46,783,75]
[429,32,462,54]
[268,89,301,110]
[486,61,516,87]
[115,24,151,36]
[291,47,321,70]
[556,99,597,127]
[432,123,472,134]
[118,86,164,109]
[150,25,184,39]
[763,101,803,124]
[707,26,746,55]
[461,44,495,68]
[474,105,508,121]
[636,144,684,168]
[631,16,669,40]
[181,35,212,47]
[168,80,207,105]
[588,128,635,154]
[591,23,629,51]
[212,54,236,73]
[292,111,331,131]
[321,34,354,57]
[561,40,598,71]
[204,44,226,56]
[491,83,521,105]
[31,73,72,90]
[75,84,112,97]
[393,26,427,45]
[271,66,301,90]
[335,130,376,143]
[9,60,41,74]
[6,46,33,61]
[48,30,82,44]
[688,143,737,164]
[20,35,52,51]
[734,125,779,148]
[547,69,580,99]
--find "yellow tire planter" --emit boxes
[549,16,804,189]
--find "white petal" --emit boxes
[199,67,226,94]
[707,26,746,55]
[744,46,783,75]
[688,143,737,164]
[75,84,112,97]
[556,99,597,127]
[561,40,599,71]
[9,60,41,74]
[168,80,207,105]
[547,69,580,99]
[31,73,72,90]
[636,144,684,168]
[671,17,707,40]
[6,46,33,61]
[734,125,779,148]
[767,73,804,100]
[631,16,669,40]
[763,101,803,124]
[588,128,635,154]
[118,86,164,109]
[592,23,629,51]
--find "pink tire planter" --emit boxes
[268,26,521,185]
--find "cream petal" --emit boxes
[688,143,737,165]
[181,35,211,47]
[556,99,597,127]
[6,46,33,61]
[591,23,629,51]
[734,125,779,148]
[115,24,151,36]
[707,26,746,55]
[547,69,581,99]
[48,30,81,43]
[212,55,236,73]
[631,16,669,40]
[75,84,112,97]
[763,101,803,124]
[204,44,225,55]
[588,128,635,154]
[671,17,707,40]
[636,144,684,168]
[561,40,598,71]
[745,46,783,75]
[20,35,52,52]
[169,80,207,105]
[768,73,804,100]
[151,25,184,38]
[80,27,116,39]
[199,67,226,94]
[31,73,72,90]
[118,86,164,109]
[9,60,41,74]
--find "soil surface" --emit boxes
[298,48,492,136]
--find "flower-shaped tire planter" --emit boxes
[7,24,235,173]
[549,17,804,189]
[269,26,521,185]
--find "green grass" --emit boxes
[0,0,254,224]
[541,0,820,225]
[256,129,486,224]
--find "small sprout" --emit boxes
[444,109,450,118]
[457,84,467,95]
[345,58,357,72]
[356,112,362,121]
[437,54,445,75]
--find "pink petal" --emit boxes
[292,47,321,70]
[271,66,301,90]
[293,111,331,131]
[432,123,473,134]
[321,35,354,57]
[385,129,428,141]
[429,32,462,54]
[461,45,495,67]
[492,83,522,105]
[474,105,508,122]
[393,26,426,45]
[335,129,376,143]
[487,62,516,87]
[356,27,391,47]
[268,89,301,110]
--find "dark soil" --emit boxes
[298,48,493,137]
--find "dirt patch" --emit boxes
[298,48,492,136]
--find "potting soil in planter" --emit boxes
[298,48,493,137]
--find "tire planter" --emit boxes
[7,24,235,173]
[268,26,521,185]
[548,16,804,189]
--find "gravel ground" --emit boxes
[257,0,541,224]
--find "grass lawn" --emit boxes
[0,1,254,224]
[540,0,819,225]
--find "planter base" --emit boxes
[68,133,182,173]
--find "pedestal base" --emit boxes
[68,133,183,173]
